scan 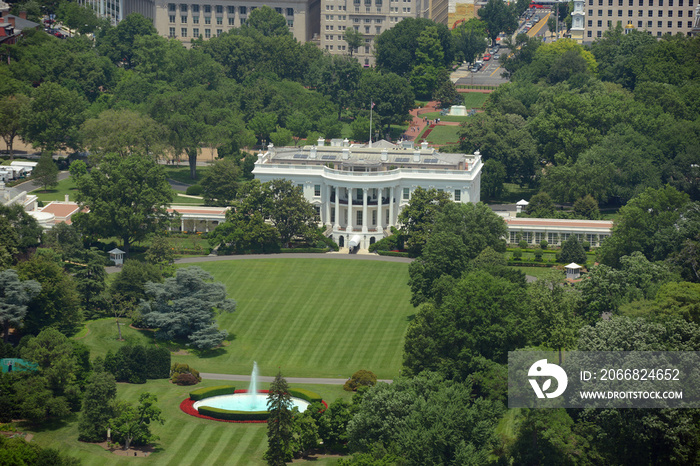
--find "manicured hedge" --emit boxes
[197,406,269,421]
[189,385,236,401]
[288,388,323,403]
[280,247,330,253]
[376,250,411,258]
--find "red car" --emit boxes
[483,53,491,61]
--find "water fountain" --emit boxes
[248,361,261,410]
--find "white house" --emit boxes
[253,139,483,249]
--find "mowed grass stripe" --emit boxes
[188,259,413,379]
[200,425,238,465]
[164,422,206,465]
[183,426,225,464]
[220,425,265,466]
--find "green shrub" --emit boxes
[518,240,528,249]
[185,185,203,196]
[534,249,543,262]
[189,385,236,401]
[376,250,410,258]
[171,363,201,384]
[280,247,329,253]
[512,249,523,260]
[288,388,323,403]
[540,240,548,250]
[343,370,378,391]
[197,406,268,421]
[175,373,200,385]
[583,241,590,251]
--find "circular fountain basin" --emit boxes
[193,393,310,413]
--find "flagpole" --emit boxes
[369,101,373,148]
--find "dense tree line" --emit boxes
[461,31,699,206]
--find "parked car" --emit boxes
[493,53,501,59]
[483,53,491,61]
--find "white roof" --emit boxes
[565,263,581,269]
[349,235,362,247]
[108,248,125,254]
[516,199,529,206]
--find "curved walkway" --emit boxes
[200,372,393,385]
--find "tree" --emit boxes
[285,111,311,146]
[33,152,58,192]
[68,159,88,181]
[265,371,293,465]
[0,269,41,343]
[17,250,82,337]
[75,249,108,319]
[270,127,293,147]
[109,259,163,303]
[78,371,117,442]
[109,392,164,450]
[524,192,555,217]
[403,270,527,380]
[0,94,30,161]
[80,109,168,161]
[478,0,518,46]
[452,18,488,64]
[306,55,362,120]
[559,235,587,265]
[200,158,240,206]
[409,26,446,99]
[344,28,363,57]
[249,112,279,146]
[19,82,87,152]
[74,153,173,255]
[355,71,415,134]
[140,266,236,349]
[0,204,42,255]
[433,79,460,109]
[291,410,319,459]
[349,117,370,143]
[56,1,107,34]
[573,194,600,219]
[144,234,175,276]
[397,187,452,256]
[245,6,291,37]
[481,159,506,201]
[97,14,158,69]
[598,185,691,267]
[267,179,317,246]
[318,398,352,448]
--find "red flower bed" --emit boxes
[180,389,327,423]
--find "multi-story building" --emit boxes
[582,0,697,41]
[318,0,427,66]
[81,0,320,44]
[253,138,482,249]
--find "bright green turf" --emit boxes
[171,259,414,379]
[420,125,461,145]
[462,92,490,108]
[30,176,79,203]
[27,378,350,465]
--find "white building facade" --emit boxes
[253,139,482,249]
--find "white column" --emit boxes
[347,187,352,231]
[362,188,368,233]
[334,186,340,229]
[181,218,184,232]
[325,184,331,226]
[389,186,395,227]
[377,187,383,232]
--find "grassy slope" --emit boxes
[29,378,349,466]
[172,259,414,379]
[30,176,79,203]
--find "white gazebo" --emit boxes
[516,199,529,213]
[565,263,582,280]
[108,248,125,266]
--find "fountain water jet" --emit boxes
[248,361,261,409]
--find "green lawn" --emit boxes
[163,166,199,186]
[172,193,205,205]
[28,378,348,466]
[169,259,413,379]
[31,176,79,203]
[419,112,472,123]
[462,93,490,108]
[510,266,565,281]
[420,125,461,145]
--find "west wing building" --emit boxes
[253,139,482,249]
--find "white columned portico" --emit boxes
[325,184,331,226]
[377,188,383,231]
[334,186,340,229]
[389,186,395,227]
[362,188,368,233]
[347,187,352,231]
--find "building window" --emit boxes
[228,6,234,14]
[193,16,199,23]
[216,17,222,24]
[215,5,222,13]
[628,9,633,15]
[205,28,211,37]
[586,234,597,245]
[648,9,653,15]
[402,188,410,200]
[205,17,211,24]
[169,15,176,22]
[181,27,187,36]
[548,233,558,245]
[608,9,613,14]
[588,8,593,14]
[372,210,377,225]
[510,232,518,244]
[314,185,321,197]
[588,30,593,36]
[193,27,199,37]
[192,4,199,12]
[535,232,544,243]
[204,4,211,13]
[168,3,176,11]
[287,7,294,15]
[454,189,461,201]
[357,210,363,226]
[239,6,246,14]
[618,9,623,14]
[598,19,603,25]
[169,26,176,36]
[658,9,663,15]
[668,10,673,15]
[228,17,234,25]
[181,15,187,22]
[678,20,683,26]
[180,3,187,11]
